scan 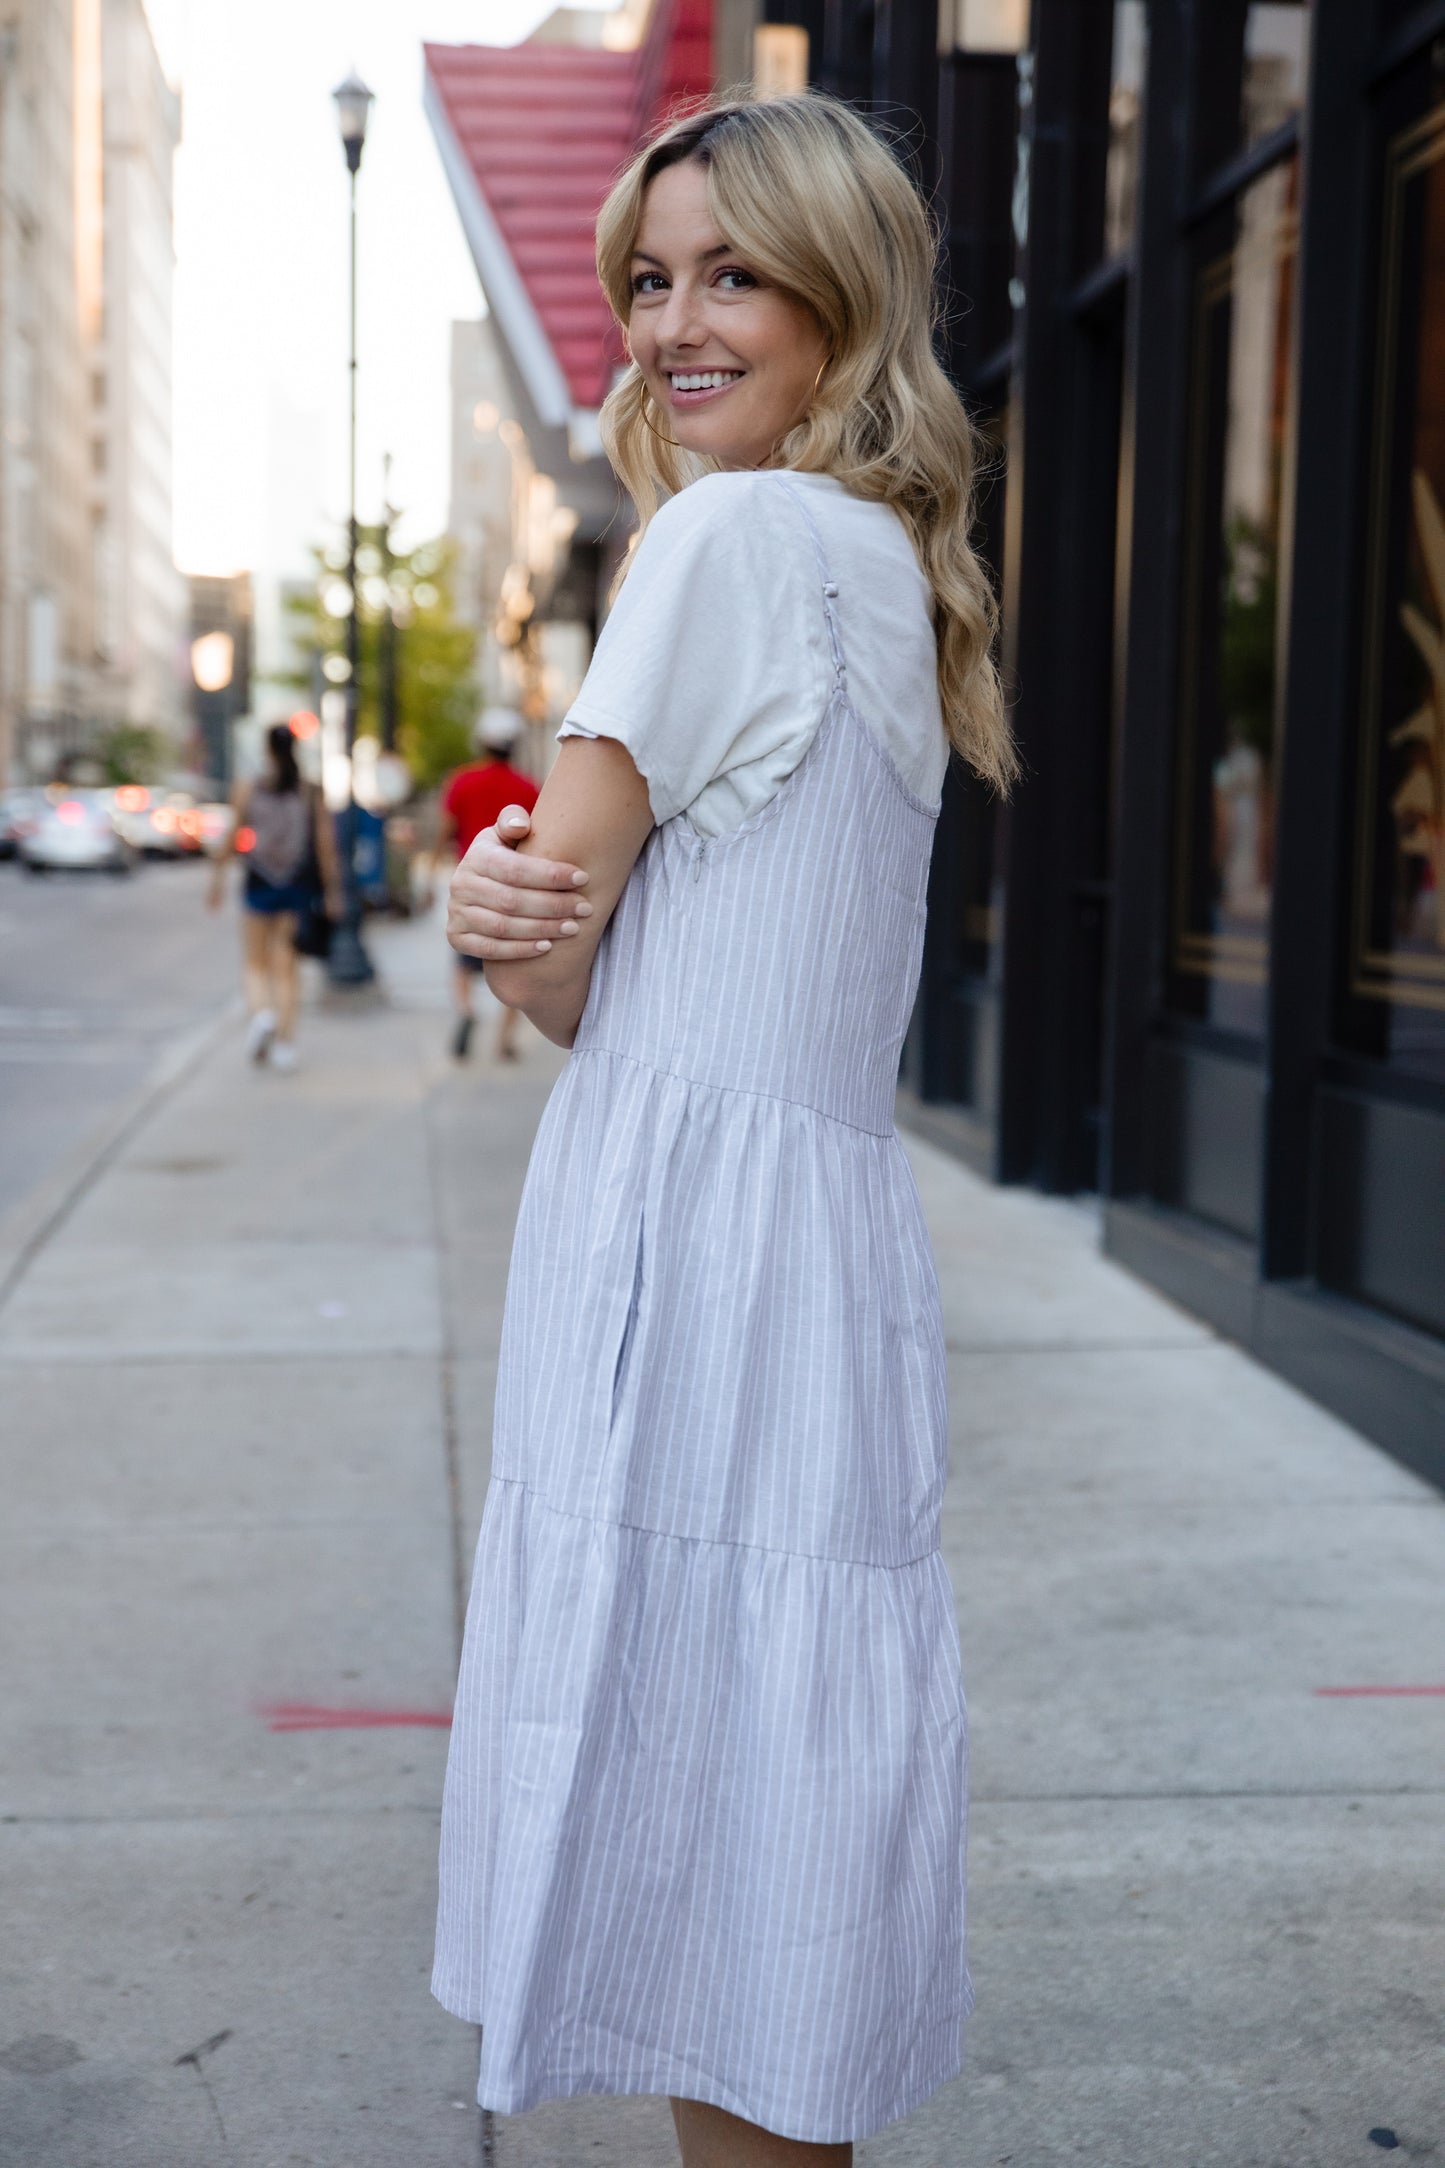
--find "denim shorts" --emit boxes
[244,870,311,916]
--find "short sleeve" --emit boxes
[557,472,829,828]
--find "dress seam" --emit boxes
[488,1473,942,1573]
[567,1040,898,1139]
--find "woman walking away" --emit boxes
[439,91,1015,2167]
[208,721,341,1072]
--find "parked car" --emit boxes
[195,800,235,855]
[19,790,133,874]
[0,787,46,858]
[111,785,206,858]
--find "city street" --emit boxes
[0,906,1441,2168]
[3,6,1440,2163]
[0,858,235,1229]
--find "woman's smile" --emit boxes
[665,366,746,407]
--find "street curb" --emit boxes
[0,995,242,1316]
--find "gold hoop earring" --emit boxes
[812,358,829,400]
[637,392,679,450]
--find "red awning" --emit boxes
[425,0,713,420]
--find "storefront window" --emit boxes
[1241,3,1310,151]
[1172,156,1299,1035]
[1347,77,1445,1080]
[963,411,1007,984]
[1104,1,1146,260]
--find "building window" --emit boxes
[1104,1,1146,261]
[1240,2,1311,151]
[1171,154,1299,1036]
[1346,68,1445,1081]
[753,23,807,99]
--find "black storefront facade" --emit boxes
[762,0,1445,1487]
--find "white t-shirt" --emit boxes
[558,469,948,838]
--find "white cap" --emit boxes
[477,707,523,753]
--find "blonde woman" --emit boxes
[437,93,1015,2168]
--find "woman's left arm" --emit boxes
[449,736,654,1049]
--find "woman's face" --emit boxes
[627,159,829,471]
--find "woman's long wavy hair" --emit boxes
[595,90,1016,793]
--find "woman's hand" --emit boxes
[477,744,653,1048]
[448,806,592,961]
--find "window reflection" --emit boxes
[1241,2,1311,151]
[1173,157,1299,1034]
[1348,80,1445,1079]
[1104,1,1146,260]
[962,411,1006,984]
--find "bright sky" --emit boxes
[147,0,597,578]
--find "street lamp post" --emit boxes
[380,451,399,754]
[327,69,376,987]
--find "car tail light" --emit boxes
[236,825,256,853]
[153,806,178,832]
[115,785,150,812]
[56,799,86,825]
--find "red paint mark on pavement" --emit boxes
[257,1702,452,1732]
[1314,1686,1445,1698]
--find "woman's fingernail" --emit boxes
[560,920,578,936]
[571,869,588,886]
[575,900,594,917]
[534,939,551,952]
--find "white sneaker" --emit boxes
[269,1040,298,1074]
[246,1009,277,1063]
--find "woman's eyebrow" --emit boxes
[630,244,732,268]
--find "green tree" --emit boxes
[279,528,479,790]
[98,722,171,786]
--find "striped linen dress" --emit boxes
[433,480,970,2145]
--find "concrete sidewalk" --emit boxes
[1,909,1440,2168]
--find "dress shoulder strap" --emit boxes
[773,475,848,690]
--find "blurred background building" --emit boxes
[92,0,185,750]
[0,0,184,788]
[0,0,97,787]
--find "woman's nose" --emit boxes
[654,280,705,350]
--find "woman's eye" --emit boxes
[630,271,667,296]
[715,267,757,291]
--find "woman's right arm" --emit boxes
[207,781,251,908]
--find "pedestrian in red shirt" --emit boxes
[440,712,539,1060]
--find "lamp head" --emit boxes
[333,70,374,173]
